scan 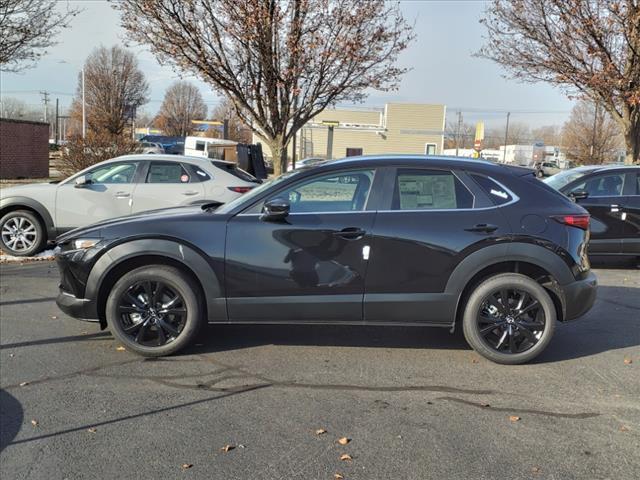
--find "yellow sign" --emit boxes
[321,120,340,127]
[192,120,224,126]
[474,121,485,151]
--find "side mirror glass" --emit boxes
[74,175,91,188]
[569,189,589,201]
[261,198,290,221]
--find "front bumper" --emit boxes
[562,271,598,321]
[56,290,98,321]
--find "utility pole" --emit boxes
[455,111,463,156]
[40,91,50,123]
[55,98,60,146]
[502,112,511,163]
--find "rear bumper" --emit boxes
[562,271,598,321]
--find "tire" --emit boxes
[105,265,203,357]
[536,169,544,178]
[462,273,556,364]
[0,210,47,257]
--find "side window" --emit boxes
[269,169,375,213]
[146,162,191,184]
[186,164,211,182]
[470,174,514,206]
[635,173,640,195]
[85,162,137,184]
[195,141,206,152]
[393,169,473,210]
[569,173,625,197]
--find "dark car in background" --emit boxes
[545,165,640,259]
[55,156,597,364]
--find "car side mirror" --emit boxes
[261,198,290,221]
[74,175,91,188]
[569,189,589,201]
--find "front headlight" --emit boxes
[73,238,101,250]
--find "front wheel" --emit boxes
[0,210,46,257]
[105,266,203,357]
[462,273,556,364]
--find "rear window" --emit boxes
[470,174,514,206]
[211,161,258,182]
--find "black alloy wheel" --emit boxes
[462,273,556,364]
[106,266,202,356]
[477,288,546,354]
[117,280,187,347]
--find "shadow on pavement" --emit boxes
[0,389,23,452]
[0,331,112,350]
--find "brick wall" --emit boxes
[0,118,49,179]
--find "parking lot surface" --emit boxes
[1,261,639,479]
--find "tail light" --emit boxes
[552,214,590,230]
[227,186,254,194]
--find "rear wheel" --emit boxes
[105,266,203,357]
[462,273,556,364]
[0,210,46,257]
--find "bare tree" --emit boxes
[58,130,137,177]
[0,0,79,72]
[562,100,623,163]
[113,0,414,174]
[531,125,563,146]
[156,81,207,136]
[444,120,475,150]
[209,98,253,144]
[69,45,149,136]
[479,0,640,164]
[0,96,40,120]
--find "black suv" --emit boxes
[55,156,597,364]
[544,165,640,259]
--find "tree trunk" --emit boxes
[266,135,289,176]
[624,121,640,165]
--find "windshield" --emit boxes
[214,170,301,214]
[543,168,592,190]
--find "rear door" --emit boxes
[363,167,511,324]
[621,170,640,255]
[565,172,627,255]
[131,161,205,213]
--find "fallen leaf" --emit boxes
[531,466,541,474]
[51,316,57,319]
[315,428,327,435]
[19,382,29,387]
[337,437,350,446]
[87,427,97,433]
[509,415,521,422]
[181,464,193,470]
[623,358,632,365]
[221,445,235,453]
[9,353,14,357]
[31,420,38,427]
[334,474,344,480]
[116,346,126,352]
[620,425,629,432]
[471,359,479,364]
[340,454,353,461]
[482,403,491,408]
[237,444,246,449]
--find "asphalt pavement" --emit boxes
[0,261,638,480]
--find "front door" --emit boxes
[225,168,377,322]
[55,161,139,230]
[621,171,640,255]
[568,172,627,255]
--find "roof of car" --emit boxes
[108,154,234,165]
[317,155,517,174]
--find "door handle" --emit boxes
[610,204,620,212]
[183,191,200,196]
[333,227,366,239]
[114,191,130,199]
[465,223,498,233]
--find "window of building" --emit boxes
[425,143,437,155]
[346,148,363,157]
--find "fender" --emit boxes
[0,196,56,238]
[446,242,575,326]
[85,239,226,326]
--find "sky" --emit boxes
[0,0,575,129]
